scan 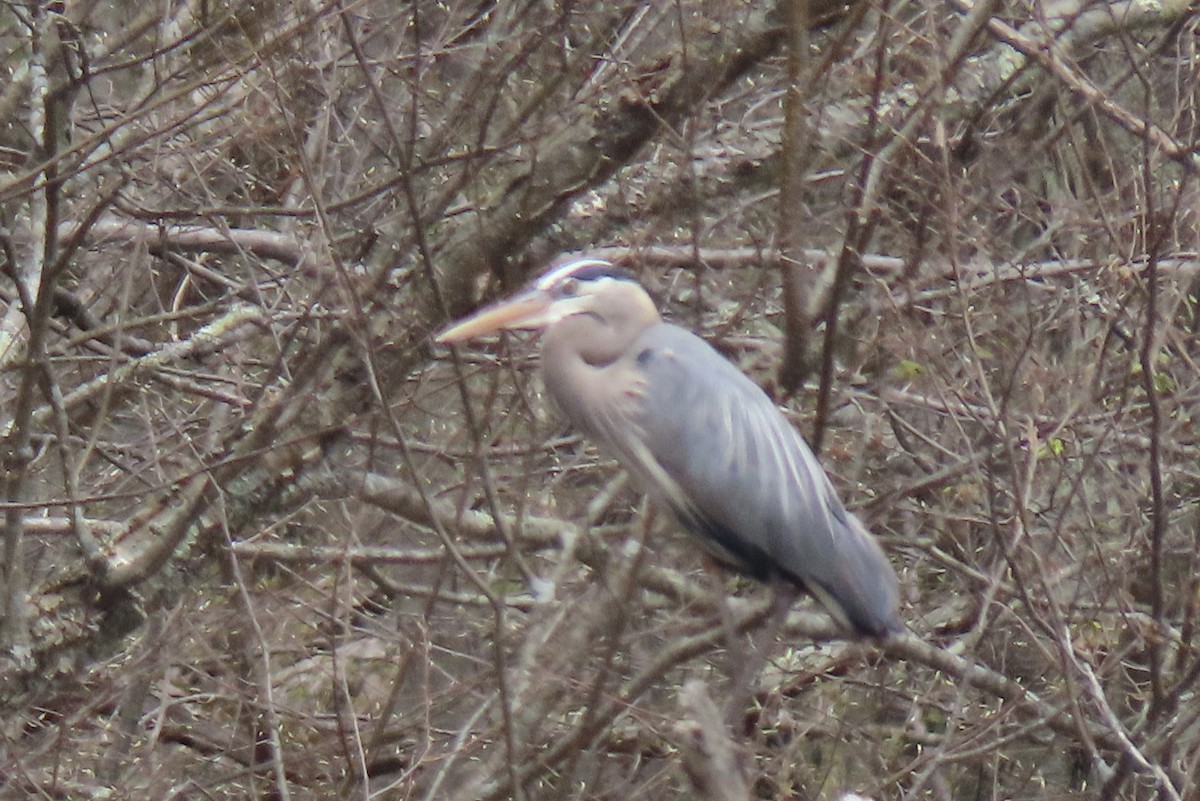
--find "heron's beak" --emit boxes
[435,290,554,344]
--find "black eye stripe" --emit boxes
[566,264,637,283]
[535,257,640,293]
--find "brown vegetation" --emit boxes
[1,0,1198,798]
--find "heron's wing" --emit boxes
[602,323,900,637]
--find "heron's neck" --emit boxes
[540,314,653,435]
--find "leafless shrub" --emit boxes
[1,0,1198,799]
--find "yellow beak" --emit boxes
[434,291,554,344]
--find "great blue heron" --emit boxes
[437,256,902,638]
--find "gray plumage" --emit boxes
[439,257,902,638]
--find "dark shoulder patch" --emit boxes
[673,504,773,582]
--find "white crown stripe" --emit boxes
[534,258,615,291]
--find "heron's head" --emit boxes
[436,257,656,344]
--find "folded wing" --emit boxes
[596,323,902,637]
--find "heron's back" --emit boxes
[618,324,902,637]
